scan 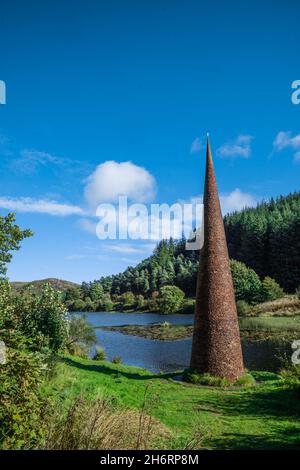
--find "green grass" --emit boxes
[42,355,300,450]
[240,316,300,340]
[183,370,256,388]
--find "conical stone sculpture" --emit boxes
[190,138,244,381]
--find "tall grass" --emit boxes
[44,386,170,450]
[240,316,300,333]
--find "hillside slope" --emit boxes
[11,278,79,294]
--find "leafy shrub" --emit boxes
[111,356,122,364]
[136,295,145,309]
[0,331,49,449]
[236,300,252,317]
[119,292,136,309]
[13,283,68,353]
[66,315,96,355]
[101,294,114,312]
[259,277,284,302]
[180,298,195,314]
[230,260,262,304]
[93,346,106,361]
[158,285,185,314]
[280,365,300,390]
[67,343,89,358]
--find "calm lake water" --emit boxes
[74,312,293,373]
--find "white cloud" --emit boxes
[273,131,300,162]
[219,188,257,214]
[0,197,84,216]
[84,160,156,207]
[190,137,205,154]
[217,135,253,159]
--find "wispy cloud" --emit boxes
[65,254,86,261]
[190,137,205,154]
[11,149,64,174]
[107,243,155,255]
[77,218,97,234]
[294,152,300,162]
[10,147,92,176]
[217,135,253,159]
[273,131,300,162]
[0,197,84,216]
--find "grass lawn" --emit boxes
[42,355,300,450]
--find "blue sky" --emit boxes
[0,0,299,283]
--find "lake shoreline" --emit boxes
[98,318,300,342]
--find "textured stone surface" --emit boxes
[190,139,244,381]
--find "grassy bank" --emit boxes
[98,316,300,342]
[42,355,300,450]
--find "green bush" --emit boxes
[236,300,252,317]
[111,355,122,364]
[13,283,68,353]
[230,260,262,304]
[235,373,256,387]
[66,315,96,355]
[158,285,185,314]
[180,298,195,314]
[280,365,300,390]
[93,346,106,361]
[259,277,284,302]
[119,292,136,309]
[0,331,49,449]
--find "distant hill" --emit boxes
[11,278,79,295]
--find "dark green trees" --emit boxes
[224,192,300,292]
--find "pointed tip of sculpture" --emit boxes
[206,134,213,163]
[206,133,211,149]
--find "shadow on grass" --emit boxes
[203,386,300,421]
[62,356,178,381]
[199,386,300,449]
[210,426,300,450]
[62,357,300,449]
